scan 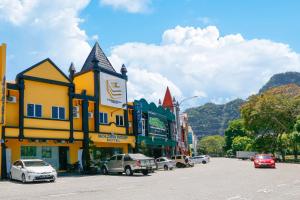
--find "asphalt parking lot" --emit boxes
[1,158,300,200]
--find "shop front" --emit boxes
[89,133,135,162]
[4,138,82,173]
[133,99,177,158]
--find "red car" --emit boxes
[254,154,276,168]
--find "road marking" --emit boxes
[257,188,273,193]
[46,192,78,197]
[227,195,248,200]
[277,183,287,187]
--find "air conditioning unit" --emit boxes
[73,106,79,113]
[73,112,80,118]
[88,112,93,118]
[6,96,16,103]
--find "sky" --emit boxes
[0,0,300,109]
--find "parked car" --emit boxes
[254,154,276,168]
[191,155,210,164]
[101,153,155,176]
[155,157,175,170]
[10,159,57,183]
[171,155,194,168]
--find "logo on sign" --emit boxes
[106,79,123,104]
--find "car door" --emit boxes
[10,161,18,179]
[159,158,165,169]
[107,156,117,172]
[11,161,22,180]
[115,155,123,172]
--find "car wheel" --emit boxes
[125,166,133,176]
[164,165,169,170]
[142,170,149,176]
[202,160,207,164]
[21,174,26,183]
[101,166,108,175]
[50,178,56,183]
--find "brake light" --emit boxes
[254,160,259,163]
[136,160,141,167]
[270,160,275,164]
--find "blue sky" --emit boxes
[0,0,299,108]
[82,0,300,52]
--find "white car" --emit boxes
[10,159,57,183]
[192,155,210,164]
[155,157,175,170]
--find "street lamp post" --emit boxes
[173,96,198,155]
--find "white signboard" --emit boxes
[100,72,126,108]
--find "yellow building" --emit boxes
[0,42,135,178]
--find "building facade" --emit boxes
[132,99,176,158]
[0,42,135,178]
[188,126,198,156]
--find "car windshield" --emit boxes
[128,154,149,160]
[23,160,49,167]
[256,155,272,159]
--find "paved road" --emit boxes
[1,158,300,200]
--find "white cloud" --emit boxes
[0,0,91,74]
[108,25,300,107]
[0,0,39,25]
[100,0,151,13]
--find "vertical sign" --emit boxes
[134,102,143,136]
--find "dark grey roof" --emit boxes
[81,42,115,72]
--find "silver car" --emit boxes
[192,155,210,164]
[155,157,175,170]
[101,154,155,176]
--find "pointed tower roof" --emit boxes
[162,87,174,111]
[81,42,115,72]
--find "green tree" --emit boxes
[290,119,300,160]
[197,135,225,156]
[224,119,247,151]
[241,93,300,161]
[231,136,253,153]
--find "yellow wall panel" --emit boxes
[24,60,69,83]
[24,129,70,139]
[73,71,94,96]
[24,80,69,119]
[5,90,19,126]
[73,131,83,140]
[5,127,19,137]
[24,118,70,129]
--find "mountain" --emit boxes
[185,99,244,137]
[186,72,300,137]
[259,72,300,93]
[264,83,300,98]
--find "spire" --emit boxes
[121,64,127,76]
[81,42,115,72]
[158,99,162,105]
[69,62,76,80]
[162,86,174,111]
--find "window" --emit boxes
[42,147,52,158]
[116,155,123,160]
[99,112,108,124]
[109,156,116,161]
[52,106,65,120]
[21,146,37,159]
[116,115,124,126]
[27,104,42,118]
[142,118,146,135]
